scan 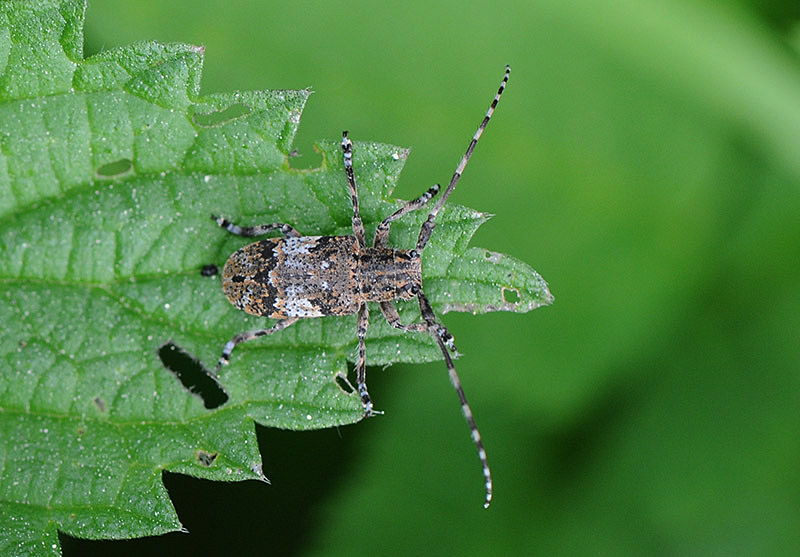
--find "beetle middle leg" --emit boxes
[216,317,300,371]
[355,303,381,416]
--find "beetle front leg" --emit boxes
[373,184,439,248]
[341,131,366,248]
[379,301,427,333]
[355,303,379,417]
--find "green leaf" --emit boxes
[0,0,552,552]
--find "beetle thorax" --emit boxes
[358,247,422,302]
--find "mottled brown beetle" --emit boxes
[213,66,510,508]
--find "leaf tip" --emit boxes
[252,462,271,484]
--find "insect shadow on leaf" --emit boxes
[212,66,512,508]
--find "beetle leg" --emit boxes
[341,131,366,248]
[212,215,301,238]
[216,317,300,371]
[373,184,440,248]
[355,303,380,417]
[379,301,427,333]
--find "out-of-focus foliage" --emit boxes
[57,0,800,554]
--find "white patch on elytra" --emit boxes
[283,296,323,317]
[282,236,317,256]
[279,236,320,269]
[285,284,305,296]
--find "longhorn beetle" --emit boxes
[212,65,510,508]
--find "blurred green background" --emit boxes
[64,0,800,554]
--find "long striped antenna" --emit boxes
[417,290,493,507]
[417,65,510,251]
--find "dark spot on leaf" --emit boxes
[95,158,133,177]
[192,103,252,127]
[93,396,106,412]
[157,342,229,409]
[201,264,219,277]
[502,286,520,304]
[196,450,218,467]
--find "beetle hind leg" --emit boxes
[216,317,300,371]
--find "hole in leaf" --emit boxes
[335,371,354,394]
[157,342,229,409]
[502,286,520,304]
[95,158,132,177]
[287,141,322,169]
[192,103,252,127]
[201,264,219,277]
[196,450,218,467]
